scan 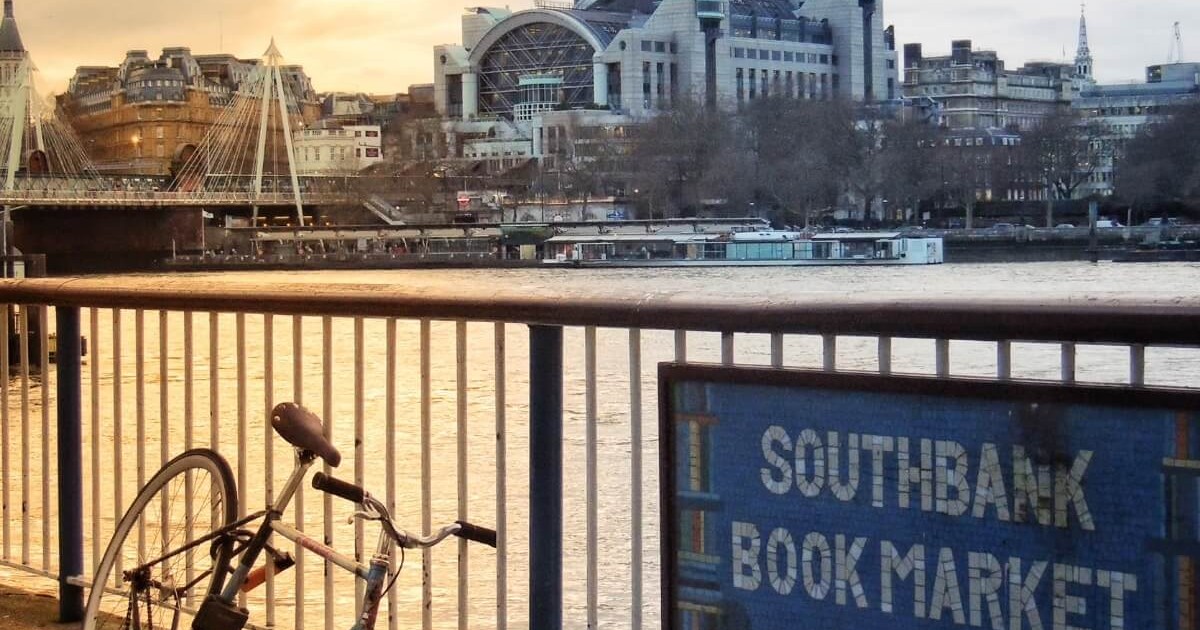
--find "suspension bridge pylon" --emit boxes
[170,37,310,228]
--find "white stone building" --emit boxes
[432,0,899,170]
[293,123,383,175]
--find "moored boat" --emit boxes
[543,230,944,267]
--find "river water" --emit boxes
[6,261,1200,629]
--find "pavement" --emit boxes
[0,576,78,629]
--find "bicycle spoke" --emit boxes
[84,450,237,630]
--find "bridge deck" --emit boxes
[0,191,353,207]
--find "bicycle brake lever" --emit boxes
[348,510,380,525]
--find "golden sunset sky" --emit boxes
[15,0,1200,96]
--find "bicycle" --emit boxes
[83,401,497,630]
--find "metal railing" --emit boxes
[0,276,1198,629]
[0,190,356,207]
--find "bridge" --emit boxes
[0,27,361,269]
[0,189,354,208]
[0,27,390,270]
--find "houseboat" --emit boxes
[543,230,944,267]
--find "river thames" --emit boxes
[5,261,1200,629]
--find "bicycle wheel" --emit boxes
[83,449,238,630]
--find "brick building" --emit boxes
[57,47,320,177]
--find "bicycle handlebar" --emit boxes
[312,472,365,504]
[311,473,497,549]
[453,520,497,547]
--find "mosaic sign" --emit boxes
[660,365,1200,630]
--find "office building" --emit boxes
[431,0,900,171]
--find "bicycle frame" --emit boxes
[216,449,395,630]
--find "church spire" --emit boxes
[3,1,12,20]
[1074,3,1094,87]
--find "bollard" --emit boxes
[56,306,83,621]
[529,325,562,630]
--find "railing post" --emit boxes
[529,325,562,630]
[55,306,83,622]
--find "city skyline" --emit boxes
[14,0,1200,95]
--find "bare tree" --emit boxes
[1116,102,1200,207]
[626,98,734,218]
[879,119,939,224]
[736,97,856,227]
[1021,109,1108,225]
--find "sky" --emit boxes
[13,0,1200,96]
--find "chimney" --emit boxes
[951,39,972,65]
[904,43,923,69]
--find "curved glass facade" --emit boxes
[478,21,596,120]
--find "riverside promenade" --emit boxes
[0,576,75,629]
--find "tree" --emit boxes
[846,113,888,225]
[1116,102,1200,207]
[625,98,734,218]
[735,97,856,227]
[1021,110,1108,225]
[878,119,939,224]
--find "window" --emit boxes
[761,72,769,98]
[819,54,829,64]
[887,59,895,69]
[749,69,756,99]
[772,51,781,61]
[747,49,757,60]
[366,130,379,137]
[736,68,745,102]
[356,148,362,157]
[831,55,838,65]
[670,42,678,54]
[656,62,665,104]
[784,52,794,62]
[643,61,652,108]
[734,47,745,58]
[655,41,666,53]
[641,41,652,52]
[355,131,363,137]
[155,126,164,139]
[366,148,380,158]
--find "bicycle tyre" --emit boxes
[83,448,239,630]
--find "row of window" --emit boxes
[640,40,678,54]
[734,68,834,101]
[130,79,186,88]
[732,47,831,65]
[300,146,381,161]
[642,61,680,110]
[300,129,380,138]
[463,149,528,159]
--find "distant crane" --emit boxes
[1168,21,1184,64]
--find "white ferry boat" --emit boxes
[543,230,944,267]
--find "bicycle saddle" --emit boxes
[271,402,341,467]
